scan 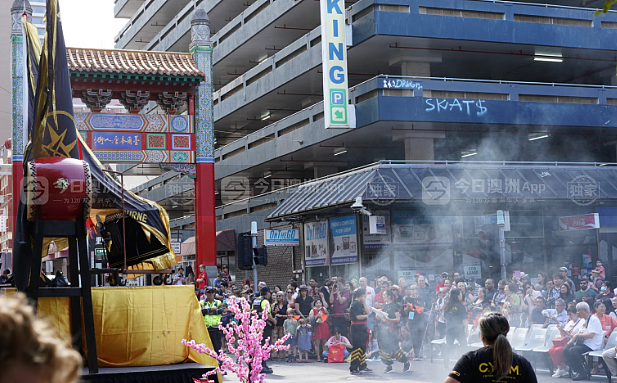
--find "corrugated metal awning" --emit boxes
[266,163,617,220]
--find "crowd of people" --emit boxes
[190,259,617,381]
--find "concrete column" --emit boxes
[11,0,31,233]
[390,55,441,77]
[393,131,445,162]
[191,9,217,267]
[390,55,443,162]
[405,138,434,161]
[401,61,431,77]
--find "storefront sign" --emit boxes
[304,221,329,266]
[362,212,392,249]
[398,268,416,284]
[464,265,482,279]
[330,215,358,264]
[391,212,453,248]
[320,0,351,128]
[264,229,300,246]
[558,213,600,231]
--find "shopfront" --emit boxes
[268,163,617,285]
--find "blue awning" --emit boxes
[266,163,617,220]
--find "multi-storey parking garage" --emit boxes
[115,0,617,286]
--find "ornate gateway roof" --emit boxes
[66,48,203,79]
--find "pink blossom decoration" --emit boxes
[183,298,289,383]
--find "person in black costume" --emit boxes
[443,288,468,369]
[403,284,426,360]
[379,289,410,373]
[445,312,537,383]
[349,288,372,375]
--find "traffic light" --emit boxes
[253,246,268,266]
[237,233,253,270]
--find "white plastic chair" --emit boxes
[509,327,529,350]
[531,326,561,374]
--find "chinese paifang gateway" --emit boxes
[12,0,192,290]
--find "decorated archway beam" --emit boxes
[74,112,194,164]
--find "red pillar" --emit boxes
[189,94,216,267]
[12,158,22,232]
[195,162,216,266]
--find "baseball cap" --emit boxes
[299,284,308,290]
[559,267,568,272]
[260,286,271,295]
[205,287,215,293]
[441,272,449,277]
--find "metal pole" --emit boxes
[356,214,363,278]
[251,221,258,287]
[499,224,506,282]
[596,227,602,268]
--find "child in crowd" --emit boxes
[220,303,233,353]
[283,308,299,362]
[594,259,606,279]
[367,332,380,361]
[296,318,312,363]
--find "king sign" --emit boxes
[320,0,355,129]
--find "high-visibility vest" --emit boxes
[201,299,221,328]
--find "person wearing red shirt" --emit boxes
[435,272,448,293]
[196,264,208,294]
[374,281,390,310]
[221,265,232,283]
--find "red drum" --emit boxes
[26,157,92,221]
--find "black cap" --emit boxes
[260,286,271,295]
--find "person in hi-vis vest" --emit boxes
[201,287,223,353]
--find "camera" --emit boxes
[334,284,338,289]
[350,197,372,216]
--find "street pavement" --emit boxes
[221,356,610,383]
